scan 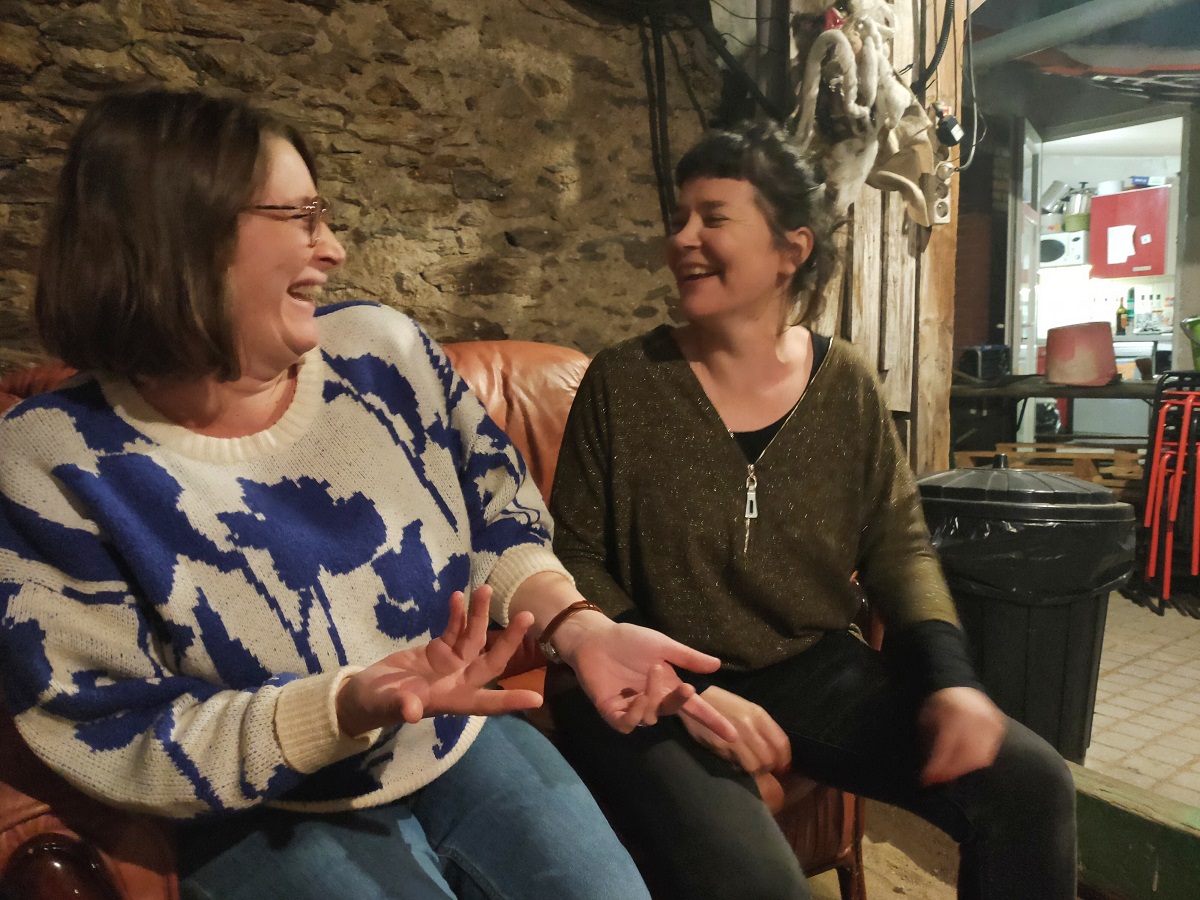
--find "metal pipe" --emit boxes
[973,0,1194,70]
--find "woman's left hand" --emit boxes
[918,686,1007,786]
[559,619,739,742]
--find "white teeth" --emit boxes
[289,286,323,301]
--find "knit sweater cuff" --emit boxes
[885,619,984,698]
[487,544,574,624]
[275,668,383,774]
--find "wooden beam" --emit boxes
[1071,763,1200,900]
[850,188,884,369]
[913,0,965,474]
[883,193,917,413]
[879,0,918,414]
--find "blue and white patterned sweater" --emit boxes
[0,303,568,819]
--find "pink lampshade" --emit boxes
[1044,322,1117,386]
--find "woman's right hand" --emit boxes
[335,585,542,736]
[680,685,792,775]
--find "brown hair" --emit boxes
[674,123,840,326]
[35,87,317,381]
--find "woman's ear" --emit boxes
[782,226,815,275]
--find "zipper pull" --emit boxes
[743,464,758,554]
[744,466,759,519]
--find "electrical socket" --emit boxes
[923,142,954,226]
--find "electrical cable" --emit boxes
[957,2,982,172]
[916,0,954,94]
[638,18,674,234]
[928,0,943,98]
[652,10,675,219]
[572,0,785,228]
[664,29,710,129]
[718,30,788,57]
[678,4,783,120]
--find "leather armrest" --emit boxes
[1,702,176,900]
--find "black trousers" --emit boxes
[547,630,1077,900]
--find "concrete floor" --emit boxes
[1086,594,1200,805]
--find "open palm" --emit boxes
[568,621,738,741]
[336,585,542,736]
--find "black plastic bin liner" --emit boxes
[920,461,1136,602]
[928,514,1135,605]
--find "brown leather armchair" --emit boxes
[0,340,868,900]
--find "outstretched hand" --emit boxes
[335,586,542,737]
[562,620,738,742]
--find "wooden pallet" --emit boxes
[953,443,1146,503]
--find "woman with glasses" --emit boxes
[0,87,735,900]
[548,124,1078,900]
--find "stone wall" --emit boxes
[0,0,722,372]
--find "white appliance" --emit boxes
[1040,231,1088,267]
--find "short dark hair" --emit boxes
[35,87,317,381]
[674,123,839,325]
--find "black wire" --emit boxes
[717,29,789,58]
[679,5,783,120]
[916,0,954,94]
[957,3,983,171]
[653,12,675,219]
[926,0,936,97]
[639,19,674,233]
[664,28,709,130]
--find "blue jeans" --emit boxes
[178,715,650,900]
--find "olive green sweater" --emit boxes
[550,325,959,672]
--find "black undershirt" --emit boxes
[731,333,831,463]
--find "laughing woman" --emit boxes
[0,88,733,900]
[548,124,1078,900]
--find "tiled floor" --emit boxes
[1086,594,1200,806]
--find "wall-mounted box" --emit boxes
[1089,186,1170,279]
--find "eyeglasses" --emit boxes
[245,196,329,246]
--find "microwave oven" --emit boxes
[1040,231,1088,267]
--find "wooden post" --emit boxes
[913,0,967,475]
[803,1,962,465]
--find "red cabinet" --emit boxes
[1088,186,1170,279]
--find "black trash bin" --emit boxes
[917,455,1136,763]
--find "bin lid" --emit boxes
[918,454,1134,521]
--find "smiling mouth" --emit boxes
[679,271,717,282]
[288,287,322,303]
